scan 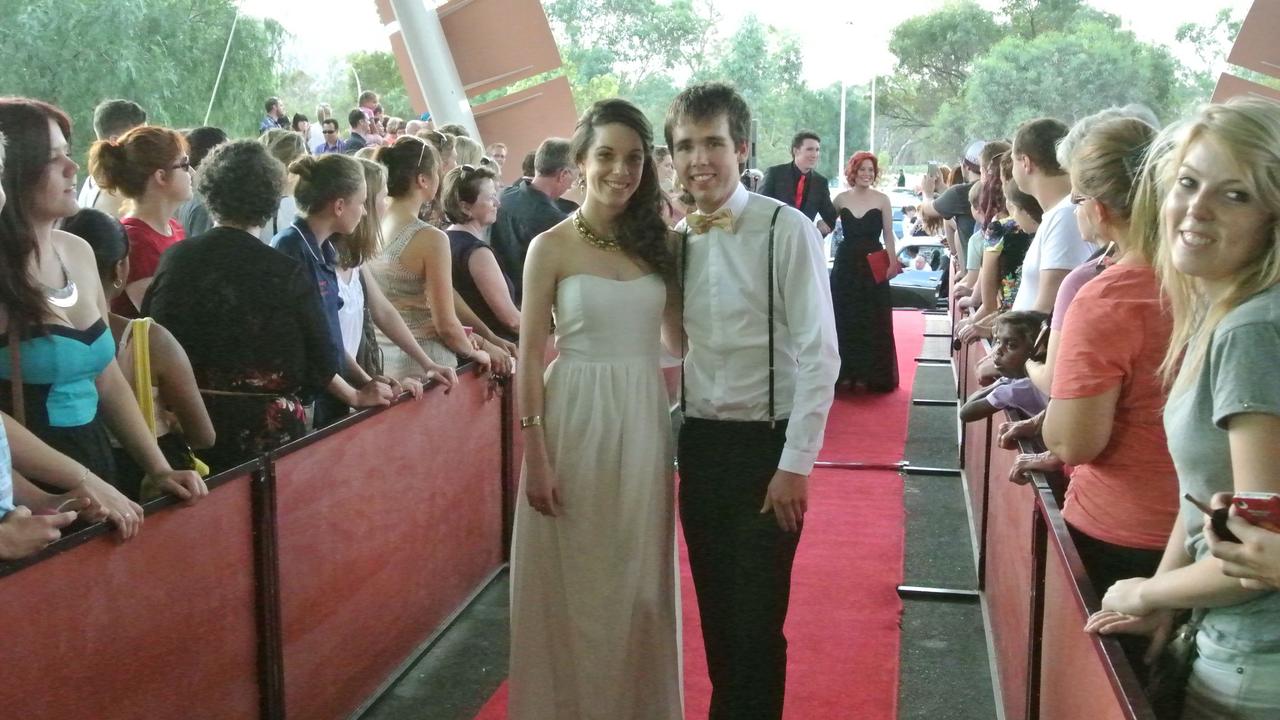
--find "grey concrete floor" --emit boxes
[896,323,997,720]
[358,573,510,720]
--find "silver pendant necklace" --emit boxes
[43,248,79,308]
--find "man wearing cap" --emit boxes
[919,139,985,264]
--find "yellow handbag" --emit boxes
[129,318,211,485]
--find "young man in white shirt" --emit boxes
[665,82,840,720]
[1010,117,1092,313]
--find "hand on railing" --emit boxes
[957,321,991,344]
[998,411,1045,449]
[0,506,78,560]
[1084,607,1176,666]
[142,469,209,505]
[74,474,144,540]
[353,379,394,408]
[1206,492,1280,591]
[1007,451,1061,485]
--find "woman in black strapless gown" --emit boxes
[832,151,899,392]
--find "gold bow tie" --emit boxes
[687,208,735,235]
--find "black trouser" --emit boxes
[1067,522,1164,675]
[678,417,800,720]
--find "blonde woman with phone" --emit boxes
[1085,98,1280,719]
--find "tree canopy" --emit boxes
[0,0,1247,178]
[1,0,284,160]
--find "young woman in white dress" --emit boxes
[509,98,683,720]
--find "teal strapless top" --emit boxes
[0,320,114,428]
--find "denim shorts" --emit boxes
[1182,631,1280,719]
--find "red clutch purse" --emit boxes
[866,250,891,284]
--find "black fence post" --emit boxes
[251,458,286,720]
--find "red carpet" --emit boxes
[819,309,926,465]
[475,310,925,719]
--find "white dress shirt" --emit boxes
[680,183,841,475]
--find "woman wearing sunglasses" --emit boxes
[89,125,193,318]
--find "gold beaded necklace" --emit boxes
[573,211,621,252]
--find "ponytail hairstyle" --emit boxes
[289,154,364,214]
[569,98,674,278]
[261,129,307,170]
[89,125,187,200]
[0,98,74,334]
[377,136,441,199]
[1069,117,1158,261]
[334,158,386,268]
[977,152,1008,229]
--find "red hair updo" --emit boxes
[844,150,879,186]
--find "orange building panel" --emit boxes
[472,75,580,184]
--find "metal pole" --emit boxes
[204,10,240,126]
[387,0,480,138]
[869,74,877,157]
[838,77,847,183]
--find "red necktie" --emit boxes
[794,173,806,208]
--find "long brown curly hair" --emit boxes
[570,98,673,278]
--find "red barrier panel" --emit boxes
[1037,490,1155,720]
[984,436,1039,720]
[0,471,261,719]
[273,374,505,720]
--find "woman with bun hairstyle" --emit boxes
[372,136,514,377]
[88,125,192,317]
[333,158,458,391]
[1,99,206,539]
[270,153,395,428]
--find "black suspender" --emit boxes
[766,205,780,428]
[680,205,784,428]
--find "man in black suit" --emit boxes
[759,130,837,235]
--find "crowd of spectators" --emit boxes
[0,91,525,560]
[946,97,1280,717]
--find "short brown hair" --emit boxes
[1013,118,1069,177]
[663,82,751,151]
[441,164,498,224]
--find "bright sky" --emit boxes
[237,0,1255,87]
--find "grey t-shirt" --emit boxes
[175,194,213,237]
[933,182,976,248]
[1165,282,1280,653]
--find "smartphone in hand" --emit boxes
[1232,493,1280,533]
[1185,493,1241,543]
